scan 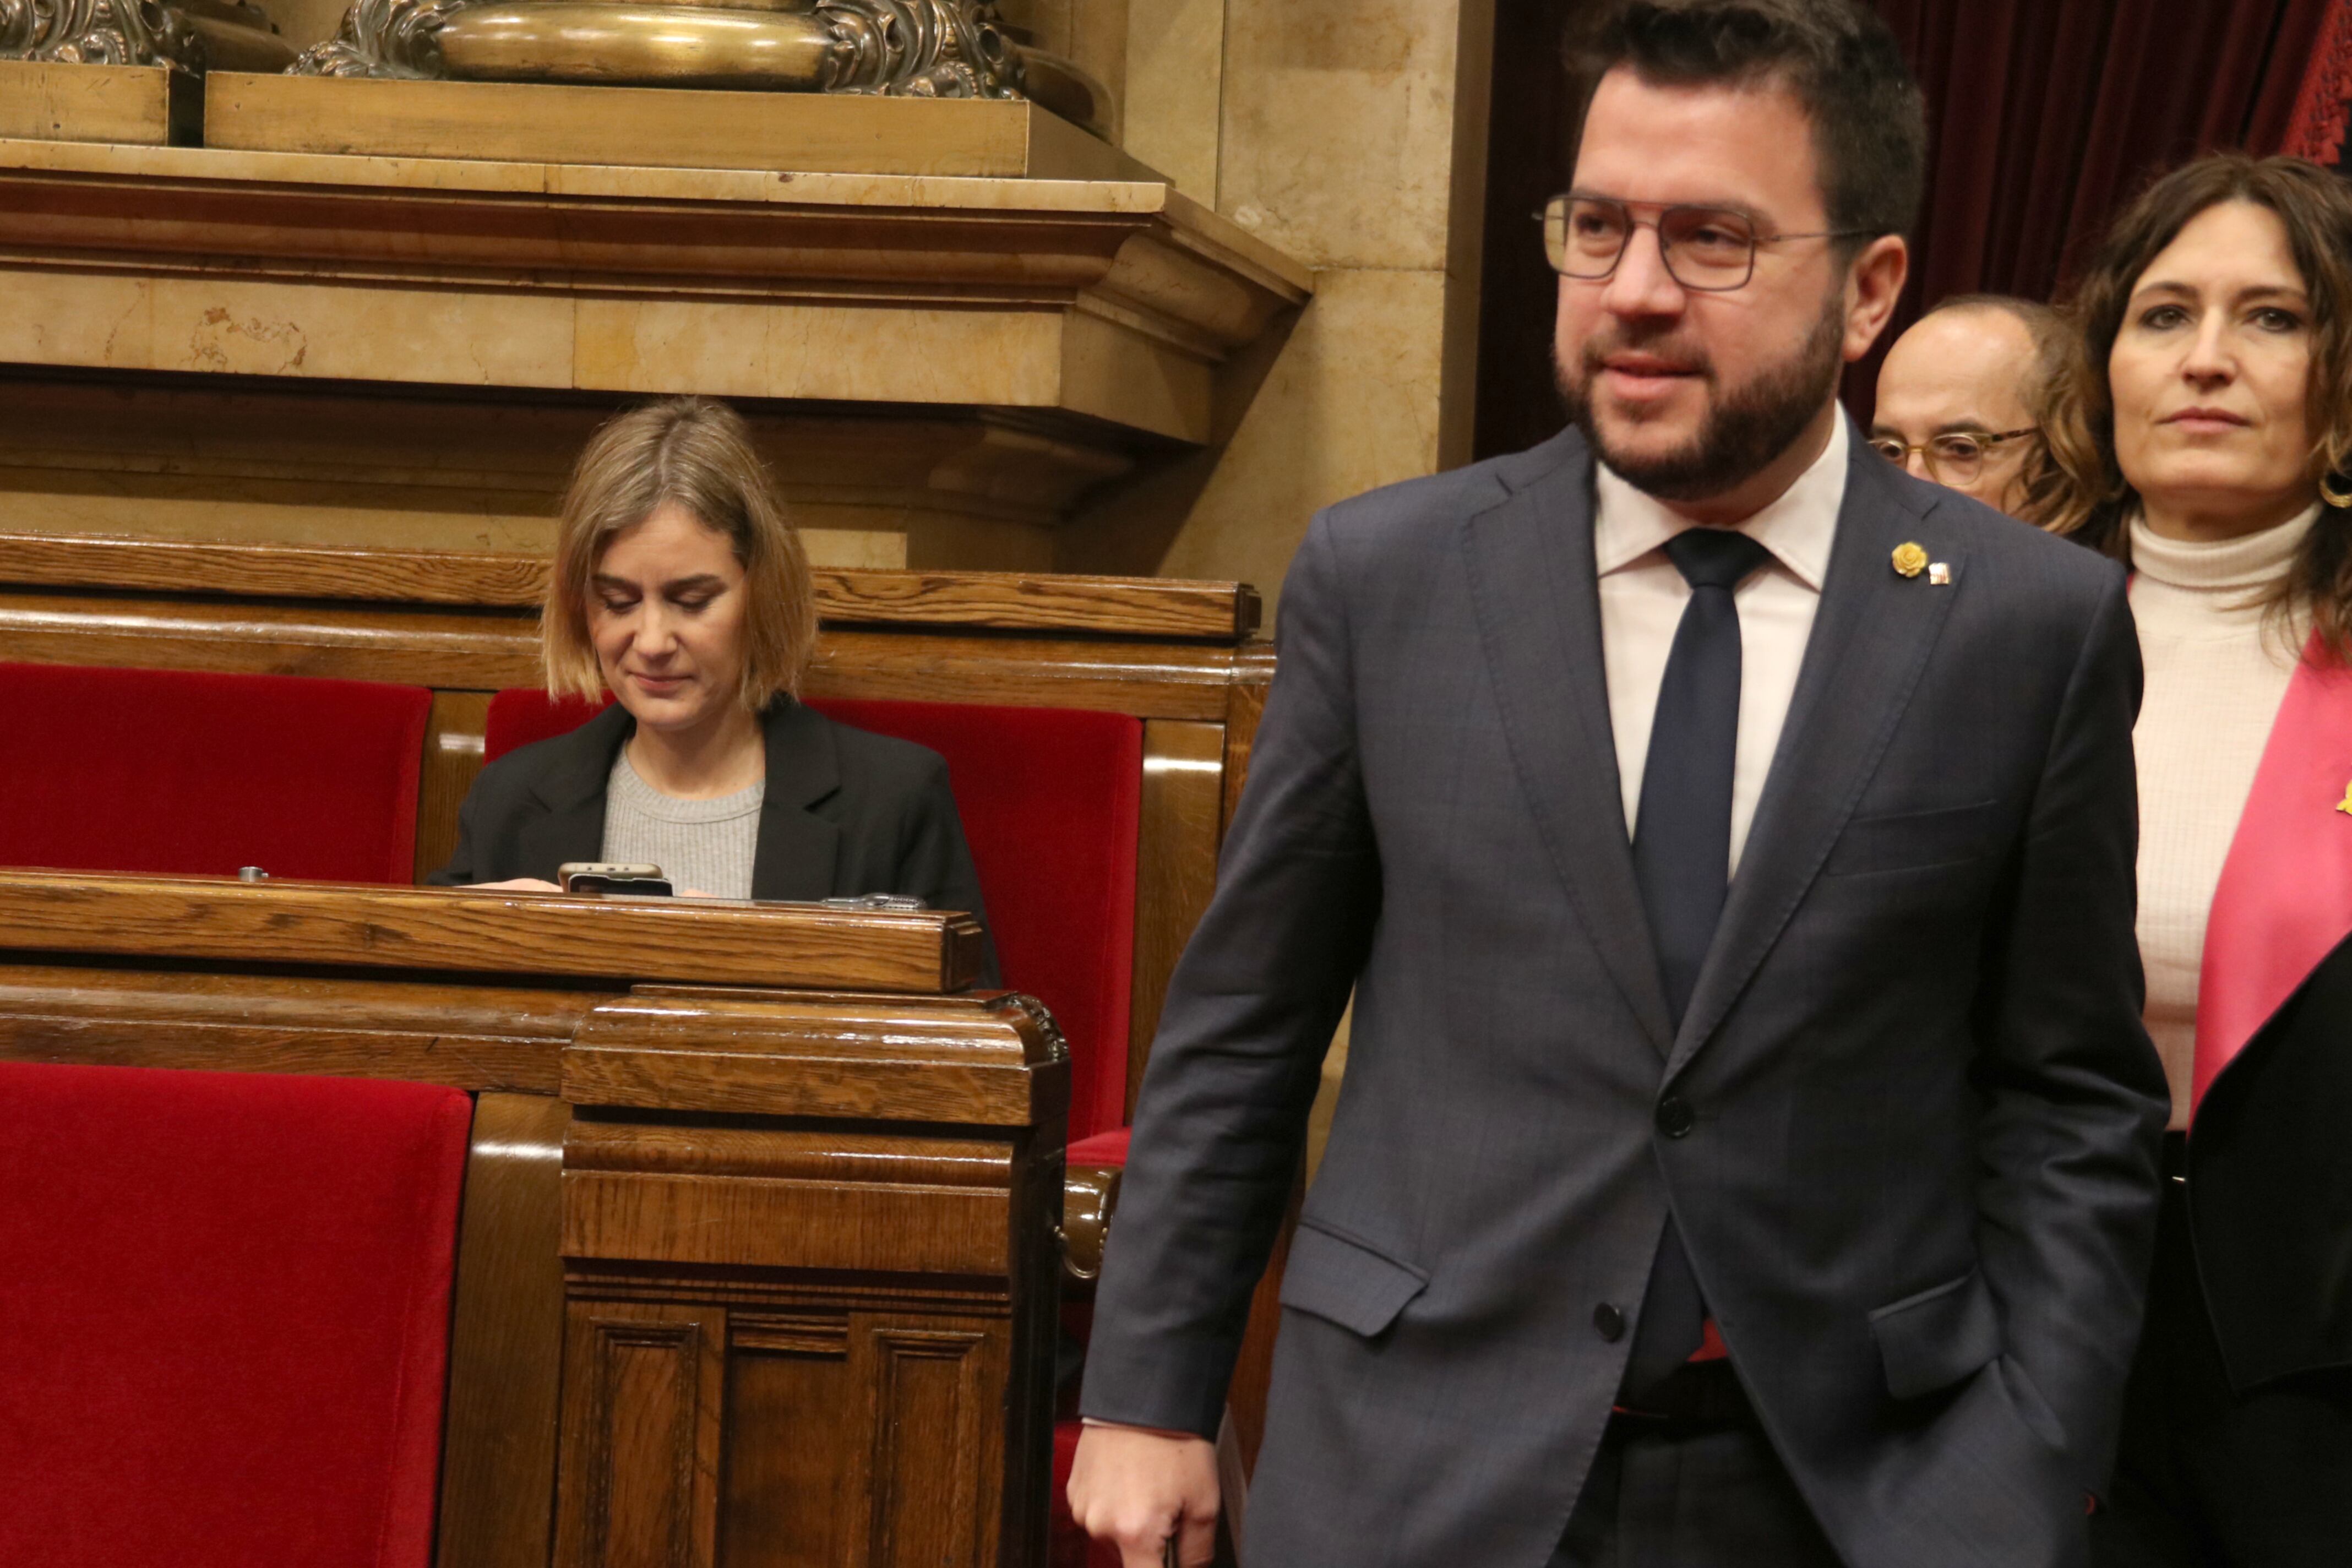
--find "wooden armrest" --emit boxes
[1061,1161,1124,1283]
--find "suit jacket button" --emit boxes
[1593,1303,1626,1342]
[1657,1095,1695,1138]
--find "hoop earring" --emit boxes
[2326,471,2352,510]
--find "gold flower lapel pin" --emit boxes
[1891,543,1952,585]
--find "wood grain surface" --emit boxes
[417,689,490,883]
[0,532,1259,639]
[1129,720,1226,1120]
[563,1170,1010,1274]
[0,962,587,1091]
[564,989,1066,1129]
[0,589,1268,719]
[0,871,982,993]
[439,1092,570,1568]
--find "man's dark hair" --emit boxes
[1569,0,1928,243]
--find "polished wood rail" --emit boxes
[0,533,1263,640]
[0,870,984,994]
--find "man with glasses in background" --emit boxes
[1069,3,2165,1565]
[1872,295,2065,521]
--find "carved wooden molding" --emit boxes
[729,1312,849,1357]
[557,1302,724,1568]
[863,1324,989,1568]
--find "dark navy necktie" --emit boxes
[1621,525,1773,1398]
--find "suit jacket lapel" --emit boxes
[515,703,629,879]
[2192,640,2352,1109]
[1464,431,1675,1055]
[1668,436,1966,1077]
[750,699,843,902]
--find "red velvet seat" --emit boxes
[0,662,432,884]
[0,1060,473,1568]
[486,690,1144,1144]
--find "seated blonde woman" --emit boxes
[431,395,997,979]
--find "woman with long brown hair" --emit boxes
[2045,153,2352,1564]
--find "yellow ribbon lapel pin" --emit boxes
[2337,780,2352,817]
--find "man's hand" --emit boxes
[1066,1420,1219,1567]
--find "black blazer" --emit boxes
[428,699,999,983]
[2187,931,2352,1387]
[1081,424,2166,1568]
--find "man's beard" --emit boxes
[1556,293,1845,503]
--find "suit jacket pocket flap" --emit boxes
[1280,1221,1430,1339]
[1823,800,1999,878]
[1868,1266,2001,1400]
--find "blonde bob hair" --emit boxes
[543,397,816,710]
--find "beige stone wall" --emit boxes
[1061,0,1496,620]
[1060,0,1498,1155]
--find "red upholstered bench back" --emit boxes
[0,1060,472,1568]
[486,691,1142,1142]
[0,662,432,883]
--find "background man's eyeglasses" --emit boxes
[1868,428,2039,484]
[1536,194,1874,292]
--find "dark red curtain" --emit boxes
[1845,0,2338,420]
[1472,1,2342,459]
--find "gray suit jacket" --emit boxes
[1081,426,2168,1568]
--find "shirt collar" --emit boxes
[1592,412,1848,589]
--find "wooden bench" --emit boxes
[0,532,1294,1560]
[0,869,1057,1568]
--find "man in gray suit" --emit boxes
[1069,3,2168,1565]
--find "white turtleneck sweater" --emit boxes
[2131,505,2319,1128]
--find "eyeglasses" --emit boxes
[1866,428,2039,484]
[1536,193,1873,292]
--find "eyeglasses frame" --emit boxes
[1534,192,1879,293]
[1867,427,2041,484]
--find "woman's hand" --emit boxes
[467,878,564,892]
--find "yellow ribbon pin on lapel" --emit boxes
[2338,780,2352,817]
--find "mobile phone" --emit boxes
[819,893,928,912]
[558,862,674,897]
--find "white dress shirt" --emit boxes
[1594,416,1848,875]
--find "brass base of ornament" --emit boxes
[435,3,834,89]
[297,0,1032,103]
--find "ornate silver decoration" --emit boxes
[293,0,1026,97]
[2,0,205,69]
[293,0,461,76]
[816,0,1022,99]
